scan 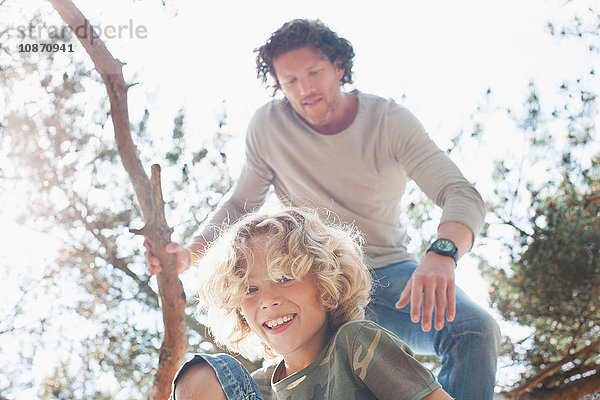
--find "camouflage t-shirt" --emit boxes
[251,320,441,400]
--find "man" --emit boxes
[147,19,500,399]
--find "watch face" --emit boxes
[435,239,455,252]
[428,239,458,264]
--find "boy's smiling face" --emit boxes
[240,235,329,375]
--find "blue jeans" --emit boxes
[365,260,501,400]
[171,353,263,400]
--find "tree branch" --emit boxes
[541,363,599,389]
[489,213,532,238]
[514,371,600,400]
[583,194,600,211]
[47,1,188,398]
[47,0,152,219]
[510,339,600,397]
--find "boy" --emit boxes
[171,208,452,400]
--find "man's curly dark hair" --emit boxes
[255,19,355,96]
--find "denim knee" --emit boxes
[468,308,500,350]
[441,305,501,363]
[483,311,501,349]
[171,353,263,400]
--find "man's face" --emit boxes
[240,235,329,368]
[273,45,345,131]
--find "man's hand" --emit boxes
[395,252,456,332]
[144,240,189,275]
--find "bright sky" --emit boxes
[60,0,594,143]
[2,0,598,394]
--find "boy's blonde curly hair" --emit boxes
[196,207,372,357]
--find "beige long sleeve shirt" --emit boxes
[201,91,485,268]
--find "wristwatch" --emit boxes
[426,238,459,265]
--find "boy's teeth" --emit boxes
[267,315,293,328]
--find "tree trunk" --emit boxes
[46,1,188,399]
[506,339,600,400]
[508,340,600,399]
[514,373,600,400]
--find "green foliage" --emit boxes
[471,4,600,393]
[487,178,600,366]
